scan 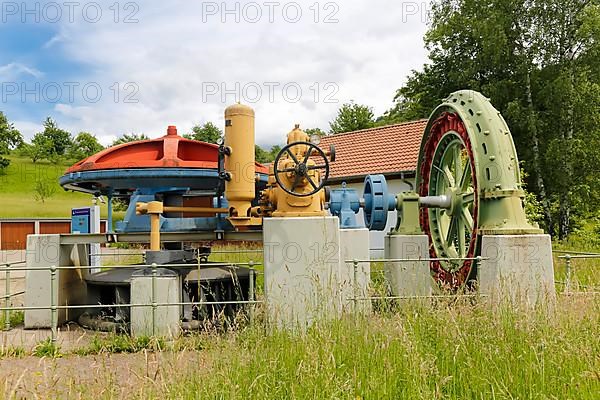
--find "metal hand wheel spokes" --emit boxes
[274,141,330,197]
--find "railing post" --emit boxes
[151,263,157,336]
[564,254,572,293]
[476,255,483,288]
[248,261,255,324]
[4,263,10,331]
[353,259,359,318]
[196,255,202,317]
[50,265,57,343]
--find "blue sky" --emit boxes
[1,1,429,146]
[0,21,88,124]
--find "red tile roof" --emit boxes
[318,120,427,181]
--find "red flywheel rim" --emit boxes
[418,112,479,289]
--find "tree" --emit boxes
[30,117,72,162]
[381,0,600,239]
[329,102,375,134]
[269,145,282,161]
[33,180,56,203]
[69,132,104,160]
[304,128,327,138]
[30,133,53,163]
[111,133,149,146]
[0,112,23,153]
[41,117,71,155]
[255,145,271,163]
[0,112,23,173]
[184,122,222,144]
[0,157,9,175]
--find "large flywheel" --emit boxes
[416,90,540,289]
[360,91,541,290]
[419,112,478,287]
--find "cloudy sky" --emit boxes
[0,0,429,147]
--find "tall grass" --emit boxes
[1,241,597,398]
[151,296,599,400]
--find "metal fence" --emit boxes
[347,256,487,302]
[0,260,263,343]
[554,251,600,293]
[1,260,26,331]
[1,249,598,342]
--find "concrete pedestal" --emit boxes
[264,216,346,329]
[130,268,181,338]
[479,234,555,307]
[340,228,370,314]
[384,234,432,298]
[24,235,89,328]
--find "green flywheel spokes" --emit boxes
[429,133,476,268]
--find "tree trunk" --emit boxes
[558,70,575,240]
[525,71,554,235]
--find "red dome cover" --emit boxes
[66,126,268,174]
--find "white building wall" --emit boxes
[329,177,415,258]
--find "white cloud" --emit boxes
[13,120,42,141]
[0,63,44,80]
[19,0,429,148]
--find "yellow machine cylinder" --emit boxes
[224,103,256,218]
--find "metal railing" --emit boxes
[347,256,488,304]
[1,260,26,332]
[0,260,263,343]
[555,251,600,293]
[348,253,600,307]
[1,248,598,343]
[89,249,264,257]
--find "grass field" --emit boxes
[0,156,109,218]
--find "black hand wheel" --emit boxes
[274,141,330,197]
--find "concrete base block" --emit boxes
[340,228,370,314]
[264,216,346,329]
[24,235,89,328]
[479,234,555,307]
[384,234,432,298]
[130,268,181,338]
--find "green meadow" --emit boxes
[0,156,108,218]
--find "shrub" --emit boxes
[33,180,57,203]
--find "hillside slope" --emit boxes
[0,156,109,218]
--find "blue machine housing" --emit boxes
[60,167,269,233]
[329,183,362,229]
[116,188,232,233]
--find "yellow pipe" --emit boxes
[136,202,228,215]
[150,214,161,251]
[144,201,164,251]
[162,206,229,214]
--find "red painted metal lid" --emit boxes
[66,126,268,174]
